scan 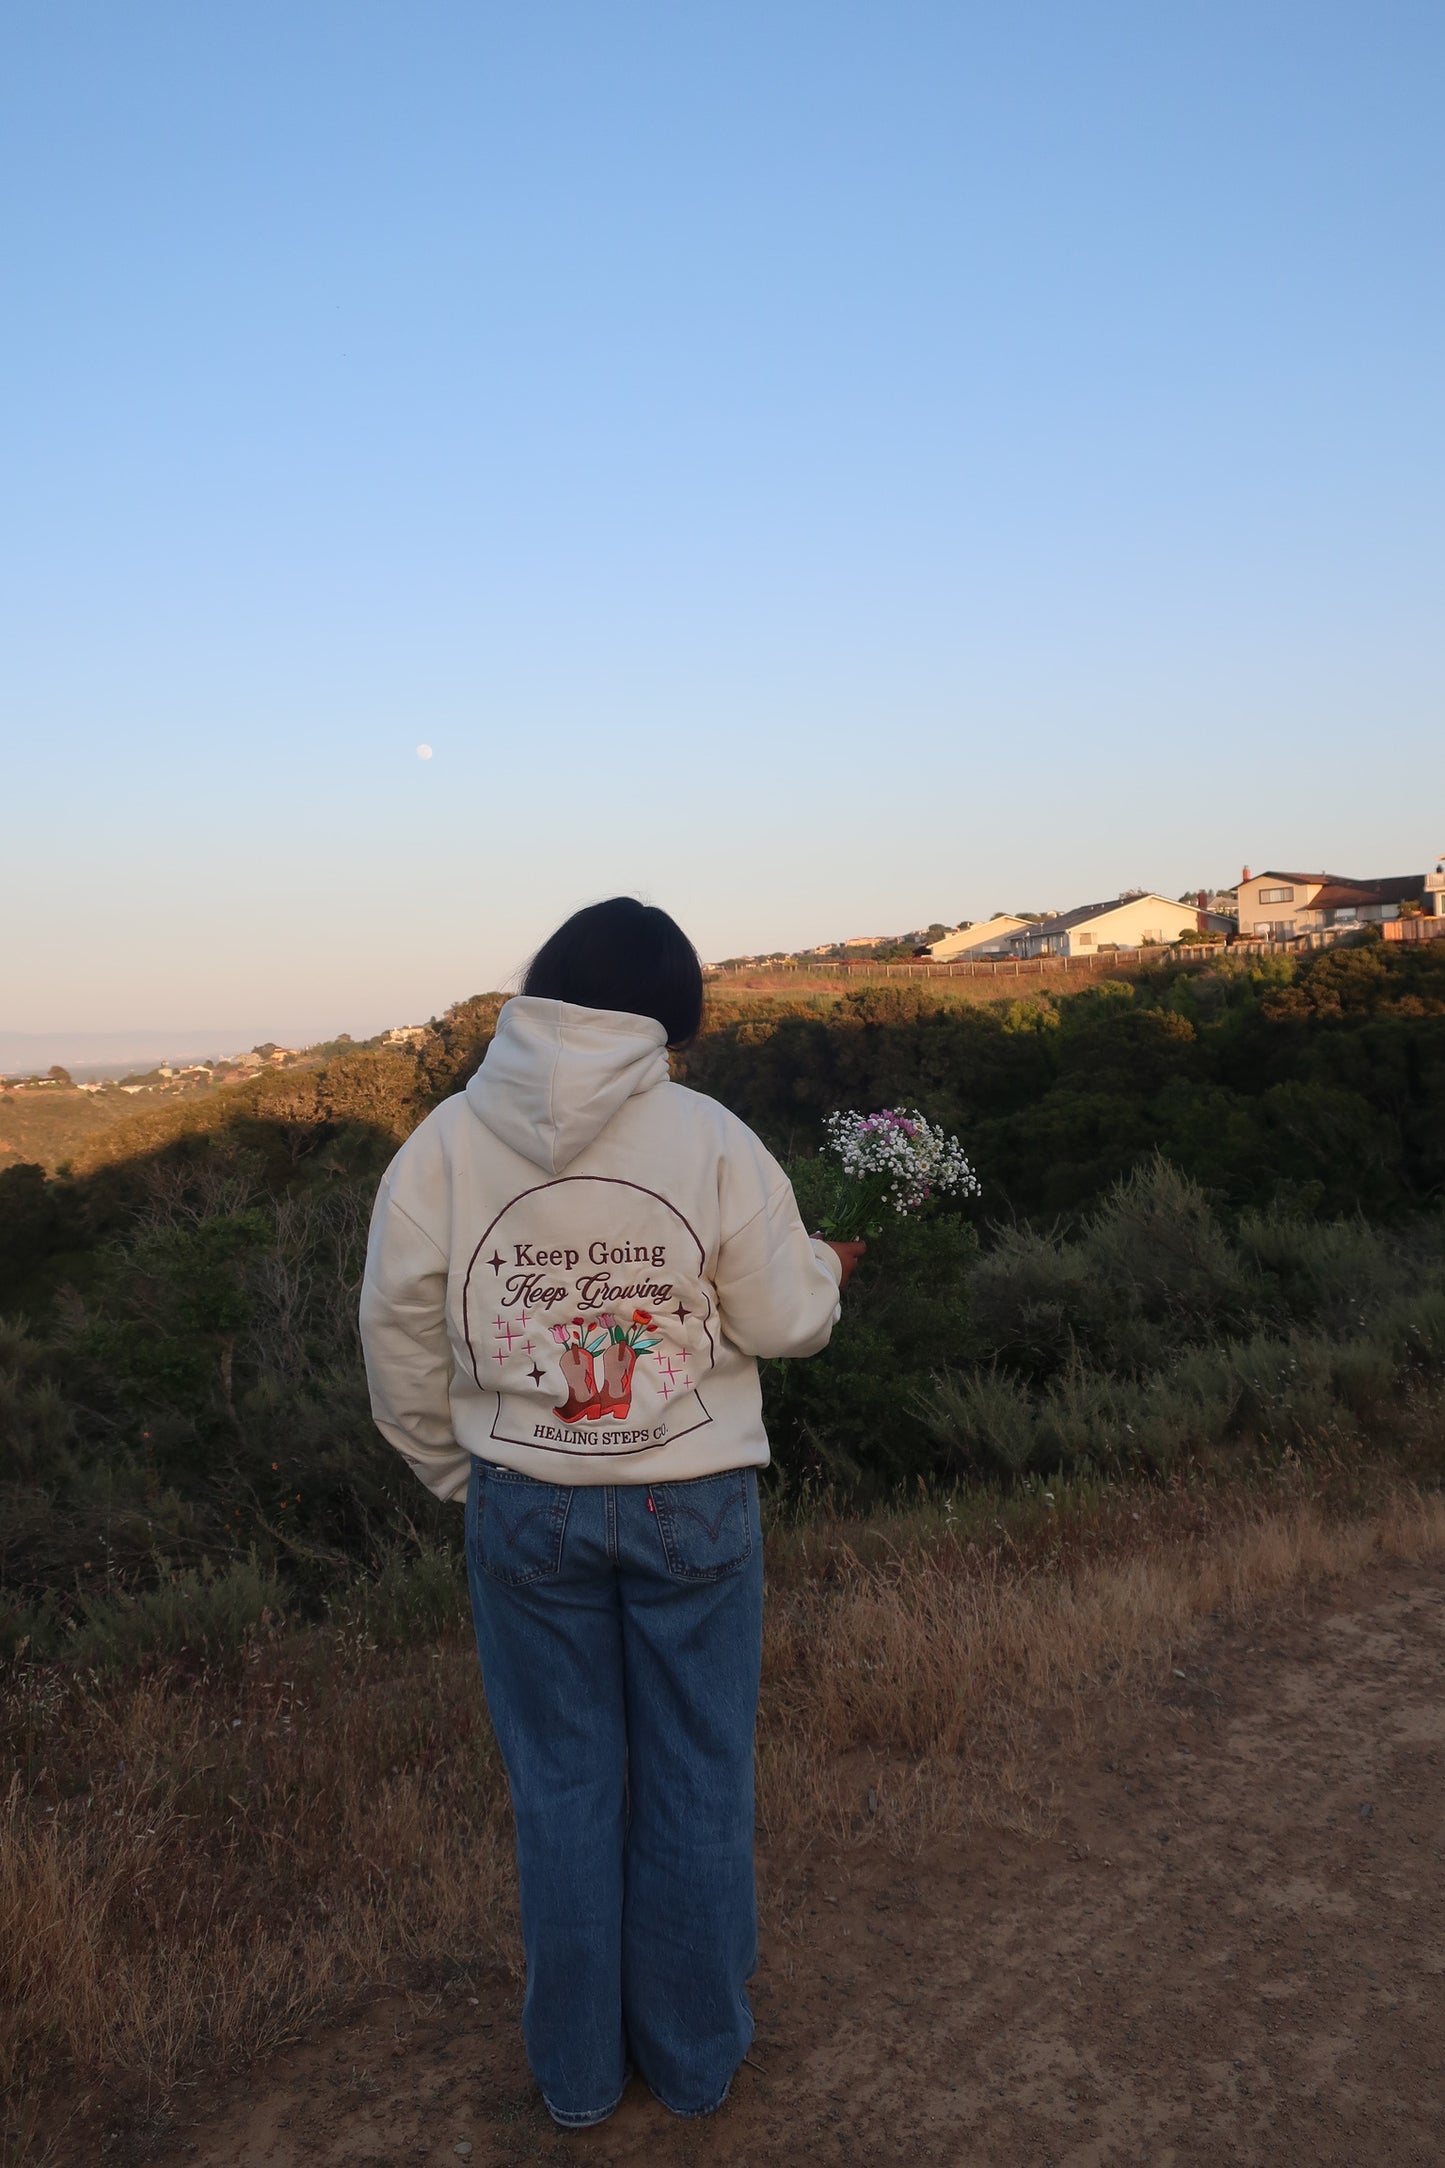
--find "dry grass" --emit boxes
[5,1471,1445,2157]
[2,1629,517,2161]
[701,952,1175,1005]
[758,1481,1445,1841]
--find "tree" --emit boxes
[47,1065,72,1085]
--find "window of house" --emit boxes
[1076,933,1093,947]
[1258,886,1294,904]
[1332,908,1357,923]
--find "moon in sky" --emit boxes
[416,743,433,760]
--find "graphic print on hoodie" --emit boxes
[462,1174,718,1455]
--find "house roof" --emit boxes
[923,917,1030,957]
[1304,875,1423,912]
[1256,866,1421,885]
[1021,893,1199,938]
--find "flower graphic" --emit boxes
[611,1308,660,1353]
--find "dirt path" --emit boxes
[145,1557,1445,2167]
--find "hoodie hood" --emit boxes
[464,997,669,1175]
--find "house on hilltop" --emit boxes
[1236,869,1424,939]
[1010,893,1233,959]
[922,916,1030,960]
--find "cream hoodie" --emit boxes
[359,997,842,1499]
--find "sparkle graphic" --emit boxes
[528,1363,546,1386]
[675,1302,690,1323]
[487,1252,506,1274]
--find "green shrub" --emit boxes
[915,1366,1042,1480]
[10,1555,288,1668]
[328,1541,469,1645]
[899,1158,1445,1492]
[1388,1288,1445,1368]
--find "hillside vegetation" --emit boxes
[3,938,1445,1664]
[0,1084,129,1174]
[684,939,1445,1219]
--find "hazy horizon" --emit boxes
[0,884,1153,1065]
[6,3,1442,1040]
[0,1025,403,1075]
[0,861,1297,1060]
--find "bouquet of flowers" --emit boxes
[815,1107,980,1241]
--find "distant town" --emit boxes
[0,1024,431,1098]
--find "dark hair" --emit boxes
[522,898,704,1046]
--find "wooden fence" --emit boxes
[1383,917,1445,943]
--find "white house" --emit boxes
[924,915,1030,960]
[1010,893,1232,960]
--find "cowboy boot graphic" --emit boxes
[598,1340,637,1419]
[554,1344,600,1422]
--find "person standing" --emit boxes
[360,898,861,2127]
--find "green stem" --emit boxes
[816,1171,892,1241]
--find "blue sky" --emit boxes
[3,2,1442,1047]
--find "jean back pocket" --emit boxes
[469,1461,573,1586]
[649,1469,756,1582]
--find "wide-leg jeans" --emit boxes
[464,1456,763,2125]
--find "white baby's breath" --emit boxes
[819,1107,980,1237]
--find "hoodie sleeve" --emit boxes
[713,1127,843,1360]
[359,1160,472,1505]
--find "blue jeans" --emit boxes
[464,1458,763,2126]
